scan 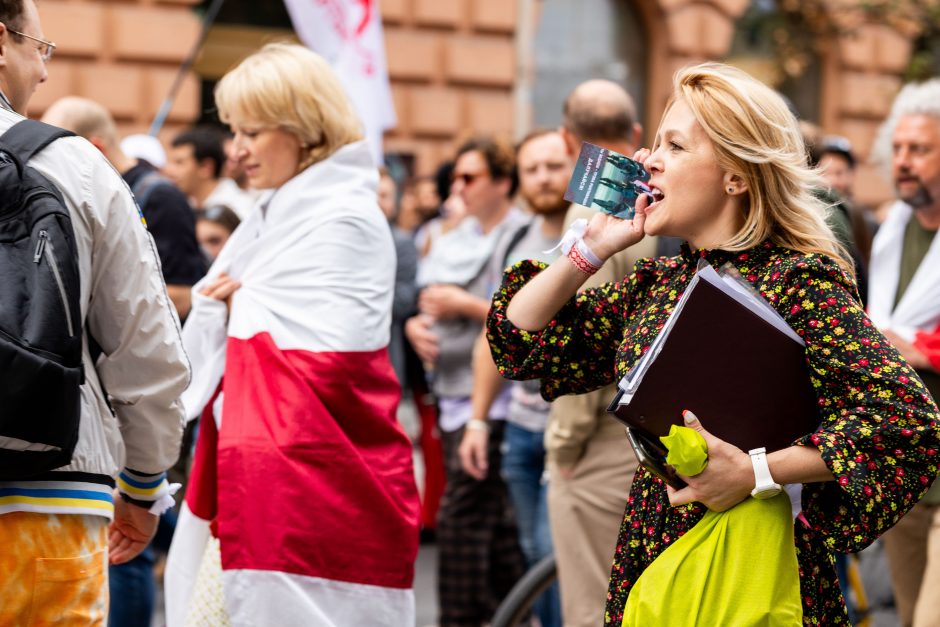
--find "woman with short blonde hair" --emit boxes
[214,42,362,170]
[487,62,939,624]
[166,43,420,627]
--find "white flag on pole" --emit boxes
[283,0,396,163]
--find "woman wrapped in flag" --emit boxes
[165,43,420,626]
[485,62,940,625]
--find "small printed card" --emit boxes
[564,141,651,219]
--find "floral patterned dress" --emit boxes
[486,240,940,625]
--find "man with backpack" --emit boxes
[0,1,190,623]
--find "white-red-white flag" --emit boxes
[165,141,419,626]
[284,0,396,163]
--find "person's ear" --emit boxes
[723,173,748,196]
[197,158,216,180]
[495,175,512,199]
[630,123,643,153]
[87,136,108,156]
[0,23,9,68]
[558,126,578,158]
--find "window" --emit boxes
[531,0,647,130]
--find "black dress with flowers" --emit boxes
[486,241,940,625]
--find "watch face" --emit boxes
[752,486,783,500]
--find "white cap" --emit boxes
[120,134,167,169]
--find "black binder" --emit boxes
[608,264,820,462]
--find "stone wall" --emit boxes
[830,23,912,204]
[30,0,202,143]
[381,0,517,174]
[29,0,912,204]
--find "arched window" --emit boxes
[531,0,648,130]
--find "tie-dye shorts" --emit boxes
[0,512,109,625]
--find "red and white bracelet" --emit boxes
[568,242,601,275]
[544,218,605,275]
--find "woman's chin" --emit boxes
[642,213,664,236]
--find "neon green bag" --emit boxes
[622,426,803,627]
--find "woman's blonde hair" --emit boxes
[214,42,363,169]
[670,63,853,275]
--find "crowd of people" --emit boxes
[1,1,940,626]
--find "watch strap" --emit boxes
[748,447,781,497]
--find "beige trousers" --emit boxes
[882,501,940,627]
[548,431,638,627]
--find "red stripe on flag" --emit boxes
[215,333,419,589]
[186,385,221,525]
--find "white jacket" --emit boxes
[0,108,191,519]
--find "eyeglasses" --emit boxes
[9,30,55,62]
[451,171,489,186]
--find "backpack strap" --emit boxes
[502,222,532,269]
[0,119,74,164]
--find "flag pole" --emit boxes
[148,0,227,137]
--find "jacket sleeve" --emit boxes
[779,256,940,553]
[83,155,191,484]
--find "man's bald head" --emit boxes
[42,96,119,148]
[561,79,641,154]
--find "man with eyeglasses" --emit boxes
[8,25,52,59]
[0,1,190,624]
[0,0,49,113]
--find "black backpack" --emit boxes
[0,119,83,479]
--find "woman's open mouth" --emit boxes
[648,185,665,207]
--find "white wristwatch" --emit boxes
[749,447,782,499]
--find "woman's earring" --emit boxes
[727,186,734,194]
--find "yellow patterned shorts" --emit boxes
[0,512,108,626]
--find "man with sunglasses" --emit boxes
[0,1,190,623]
[406,136,530,625]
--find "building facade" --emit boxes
[34,0,915,205]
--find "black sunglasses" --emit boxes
[451,171,489,186]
